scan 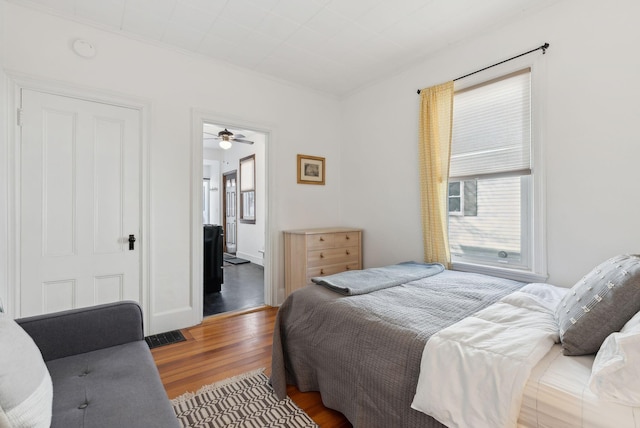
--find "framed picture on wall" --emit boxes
[297,154,325,185]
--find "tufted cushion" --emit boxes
[46,340,179,428]
[0,314,53,427]
[556,254,640,356]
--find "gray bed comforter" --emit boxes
[271,269,524,428]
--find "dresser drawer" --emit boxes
[307,262,361,283]
[307,246,359,268]
[333,232,360,248]
[306,233,335,250]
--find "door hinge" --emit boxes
[17,108,23,127]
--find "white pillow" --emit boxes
[0,314,53,428]
[589,311,640,406]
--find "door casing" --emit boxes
[191,110,278,326]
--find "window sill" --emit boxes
[451,261,548,284]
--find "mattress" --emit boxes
[519,344,640,428]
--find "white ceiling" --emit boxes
[13,0,561,96]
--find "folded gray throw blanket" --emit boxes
[311,261,445,295]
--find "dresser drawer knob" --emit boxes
[320,253,324,258]
[345,235,350,240]
[345,266,350,270]
[320,269,324,275]
[319,237,324,242]
[345,250,350,255]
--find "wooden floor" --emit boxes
[152,306,351,428]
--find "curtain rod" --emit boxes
[416,42,549,94]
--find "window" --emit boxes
[239,154,255,224]
[449,69,535,273]
[448,181,461,214]
[448,180,477,216]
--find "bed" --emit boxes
[520,344,640,427]
[271,258,640,428]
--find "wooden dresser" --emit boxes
[284,227,362,297]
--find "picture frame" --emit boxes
[297,154,325,185]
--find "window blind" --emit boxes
[240,156,255,192]
[450,69,531,179]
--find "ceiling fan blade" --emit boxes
[234,139,254,144]
[203,137,221,140]
[203,131,219,137]
[233,133,246,139]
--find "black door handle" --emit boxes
[128,234,136,250]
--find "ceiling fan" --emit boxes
[203,128,254,150]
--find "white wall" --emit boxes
[340,0,640,287]
[0,2,342,331]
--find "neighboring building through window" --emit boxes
[448,69,533,271]
[448,180,477,217]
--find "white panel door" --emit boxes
[19,89,141,317]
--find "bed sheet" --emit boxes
[519,344,640,428]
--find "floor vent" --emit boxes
[145,330,186,349]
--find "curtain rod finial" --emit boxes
[417,89,421,94]
[542,42,549,54]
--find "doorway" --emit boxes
[201,122,265,317]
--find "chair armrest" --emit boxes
[16,301,145,361]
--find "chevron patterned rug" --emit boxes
[171,369,318,428]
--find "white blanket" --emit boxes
[411,283,567,428]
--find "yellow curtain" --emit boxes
[418,81,454,268]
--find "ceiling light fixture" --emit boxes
[203,128,254,149]
[218,129,234,150]
[219,136,232,150]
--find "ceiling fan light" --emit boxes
[219,139,232,150]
